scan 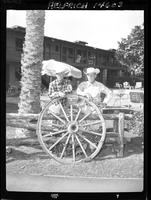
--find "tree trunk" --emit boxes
[18,10,45,114]
[17,10,45,137]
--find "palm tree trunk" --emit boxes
[17,10,45,137]
[18,10,45,114]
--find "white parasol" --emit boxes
[41,59,82,78]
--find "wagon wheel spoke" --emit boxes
[74,108,82,122]
[72,134,75,161]
[77,133,97,149]
[70,105,73,121]
[79,128,103,136]
[79,120,102,127]
[48,132,69,151]
[75,135,88,158]
[59,102,70,122]
[43,129,67,138]
[79,112,91,123]
[50,122,63,128]
[60,134,71,159]
[48,110,66,125]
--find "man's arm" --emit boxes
[100,84,113,104]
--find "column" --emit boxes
[119,70,123,77]
[102,69,108,85]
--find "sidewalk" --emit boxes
[6,173,143,192]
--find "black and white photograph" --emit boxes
[5,8,145,195]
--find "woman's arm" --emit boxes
[77,82,87,96]
[63,80,72,94]
[48,82,60,98]
[49,80,72,98]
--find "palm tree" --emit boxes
[16,10,45,137]
[18,10,45,114]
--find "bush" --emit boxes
[127,110,144,137]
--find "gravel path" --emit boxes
[6,127,143,178]
[6,153,143,178]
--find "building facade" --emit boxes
[6,26,127,90]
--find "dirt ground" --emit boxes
[6,126,144,178]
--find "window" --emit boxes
[45,45,50,53]
[88,51,91,57]
[68,48,74,58]
[75,49,81,63]
[99,54,106,64]
[75,49,87,64]
[98,53,104,64]
[62,47,67,62]
[106,54,109,63]
[109,56,114,64]
[15,67,21,81]
[77,49,81,55]
[75,49,83,63]
[88,51,96,65]
[55,45,59,52]
[45,44,51,58]
[16,38,23,51]
[82,50,87,64]
[62,56,67,62]
[62,47,67,54]
[108,70,118,77]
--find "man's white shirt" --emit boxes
[77,81,112,104]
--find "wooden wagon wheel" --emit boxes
[36,94,106,164]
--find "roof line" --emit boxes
[7,26,116,53]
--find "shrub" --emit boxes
[127,110,144,137]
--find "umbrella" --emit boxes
[41,59,82,79]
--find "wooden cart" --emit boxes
[36,94,130,164]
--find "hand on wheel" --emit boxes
[58,92,65,98]
[85,93,93,101]
[49,92,65,99]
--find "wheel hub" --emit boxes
[68,122,78,134]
